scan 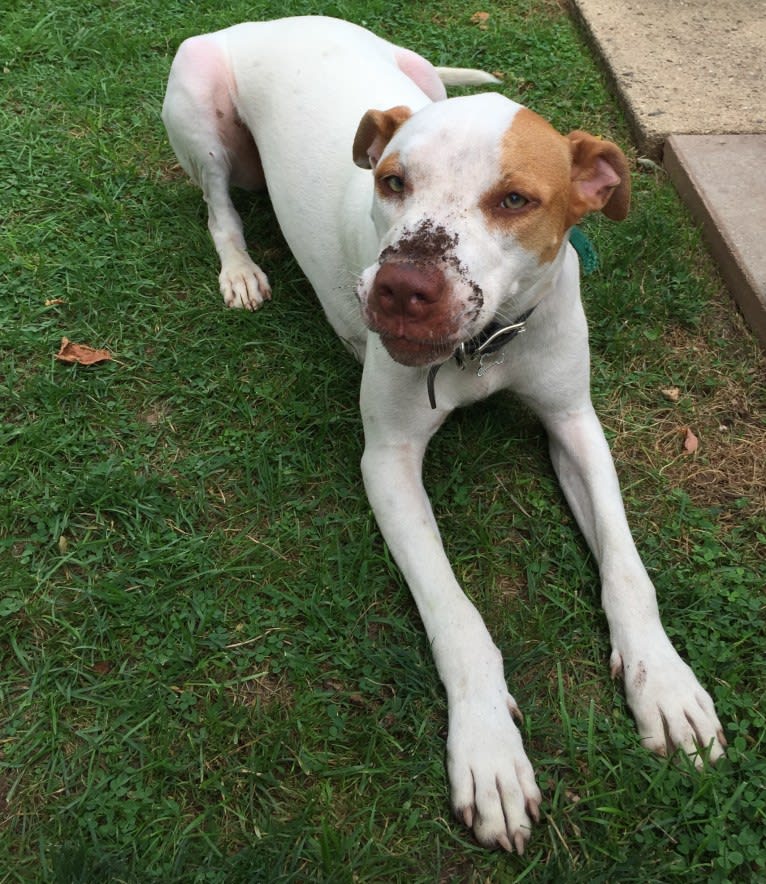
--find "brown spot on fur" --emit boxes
[376,151,402,179]
[484,109,630,261]
[633,660,647,691]
[375,151,405,197]
[483,108,572,263]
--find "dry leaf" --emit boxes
[45,298,66,307]
[661,386,681,402]
[682,426,699,454]
[471,11,491,28]
[324,679,344,692]
[56,337,112,365]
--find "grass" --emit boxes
[1,0,765,880]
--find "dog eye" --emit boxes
[383,175,405,194]
[500,192,528,210]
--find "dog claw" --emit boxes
[507,697,524,723]
[497,833,513,853]
[514,832,527,855]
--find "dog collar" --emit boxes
[423,226,598,409]
[426,307,535,409]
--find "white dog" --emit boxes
[163,16,725,853]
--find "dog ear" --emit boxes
[353,105,412,169]
[566,131,631,225]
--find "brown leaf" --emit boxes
[56,337,112,365]
[323,679,344,692]
[470,11,491,28]
[682,426,699,454]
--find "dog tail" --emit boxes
[435,67,502,86]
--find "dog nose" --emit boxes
[371,262,445,323]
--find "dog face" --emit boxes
[353,93,629,367]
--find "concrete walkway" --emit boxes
[571,0,766,347]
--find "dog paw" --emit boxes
[447,693,542,852]
[219,257,271,311]
[610,630,726,766]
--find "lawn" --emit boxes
[1,0,764,881]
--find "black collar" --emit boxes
[426,306,536,409]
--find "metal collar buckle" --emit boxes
[455,319,528,368]
[426,310,534,409]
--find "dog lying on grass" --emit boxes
[163,16,725,852]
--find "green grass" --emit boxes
[1,0,765,881]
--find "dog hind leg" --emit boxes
[162,34,271,310]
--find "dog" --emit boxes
[162,16,725,853]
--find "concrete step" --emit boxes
[664,135,766,347]
[571,0,766,347]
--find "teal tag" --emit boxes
[569,226,599,275]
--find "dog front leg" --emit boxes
[360,356,541,852]
[542,404,726,764]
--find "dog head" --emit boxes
[352,92,630,367]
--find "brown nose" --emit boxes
[370,262,446,326]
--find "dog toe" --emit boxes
[448,696,539,852]
[219,258,270,310]
[613,632,724,768]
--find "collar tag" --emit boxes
[477,350,506,377]
[426,310,533,410]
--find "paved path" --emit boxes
[572,0,766,346]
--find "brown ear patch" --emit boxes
[352,105,412,169]
[567,131,631,225]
